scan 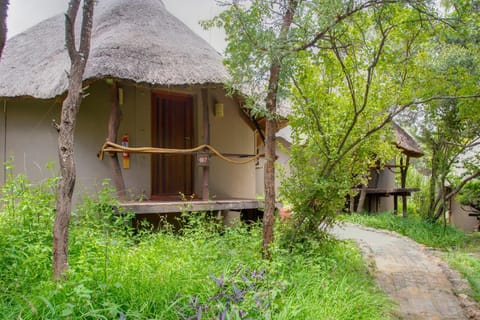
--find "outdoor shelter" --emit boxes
[360,122,424,215]
[0,0,264,221]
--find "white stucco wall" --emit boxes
[255,137,291,199]
[1,82,256,202]
[450,197,479,233]
[208,88,256,199]
[4,98,61,183]
[367,160,395,212]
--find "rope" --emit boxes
[99,141,263,165]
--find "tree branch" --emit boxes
[445,170,480,202]
[293,0,399,52]
[324,94,480,176]
[0,0,8,60]
[65,0,81,61]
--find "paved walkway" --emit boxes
[332,223,473,320]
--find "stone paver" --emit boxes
[332,223,469,320]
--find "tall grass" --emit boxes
[344,212,467,248]
[0,174,395,319]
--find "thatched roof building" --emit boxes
[392,122,424,158]
[0,0,228,99]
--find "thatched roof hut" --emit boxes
[0,0,228,99]
[392,122,424,158]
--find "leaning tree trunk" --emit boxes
[0,0,9,60]
[53,0,94,280]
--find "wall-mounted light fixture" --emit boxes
[214,102,224,118]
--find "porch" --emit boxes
[119,198,264,214]
[119,198,269,229]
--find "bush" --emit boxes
[0,173,395,319]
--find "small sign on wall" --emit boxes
[197,153,209,167]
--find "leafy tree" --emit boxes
[209,0,436,258]
[282,3,437,243]
[420,97,480,222]
[0,0,8,59]
[458,179,480,211]
[411,2,480,223]
[53,0,95,280]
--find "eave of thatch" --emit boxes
[392,122,424,158]
[0,0,228,99]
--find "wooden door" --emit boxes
[152,92,194,198]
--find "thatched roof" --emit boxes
[0,0,228,99]
[392,122,424,158]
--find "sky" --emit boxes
[6,0,227,52]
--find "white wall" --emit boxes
[450,197,479,233]
[208,88,256,199]
[255,137,291,199]
[1,81,257,201]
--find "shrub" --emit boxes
[0,173,394,319]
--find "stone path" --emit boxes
[332,223,477,320]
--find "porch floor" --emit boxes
[119,198,266,214]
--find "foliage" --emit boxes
[206,0,437,257]
[398,1,480,222]
[279,2,438,244]
[177,267,274,319]
[344,212,468,248]
[0,169,57,303]
[443,234,480,303]
[403,165,430,216]
[458,179,480,210]
[0,173,395,319]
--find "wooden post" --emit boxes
[349,194,355,213]
[394,195,398,214]
[108,82,127,200]
[201,88,210,200]
[400,155,410,217]
[356,183,367,213]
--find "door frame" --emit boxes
[150,90,195,199]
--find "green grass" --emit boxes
[443,232,480,303]
[0,175,395,319]
[343,212,467,248]
[343,212,480,303]
[444,250,480,302]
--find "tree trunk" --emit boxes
[428,146,437,220]
[53,0,94,280]
[262,78,278,259]
[261,0,298,260]
[0,0,8,60]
